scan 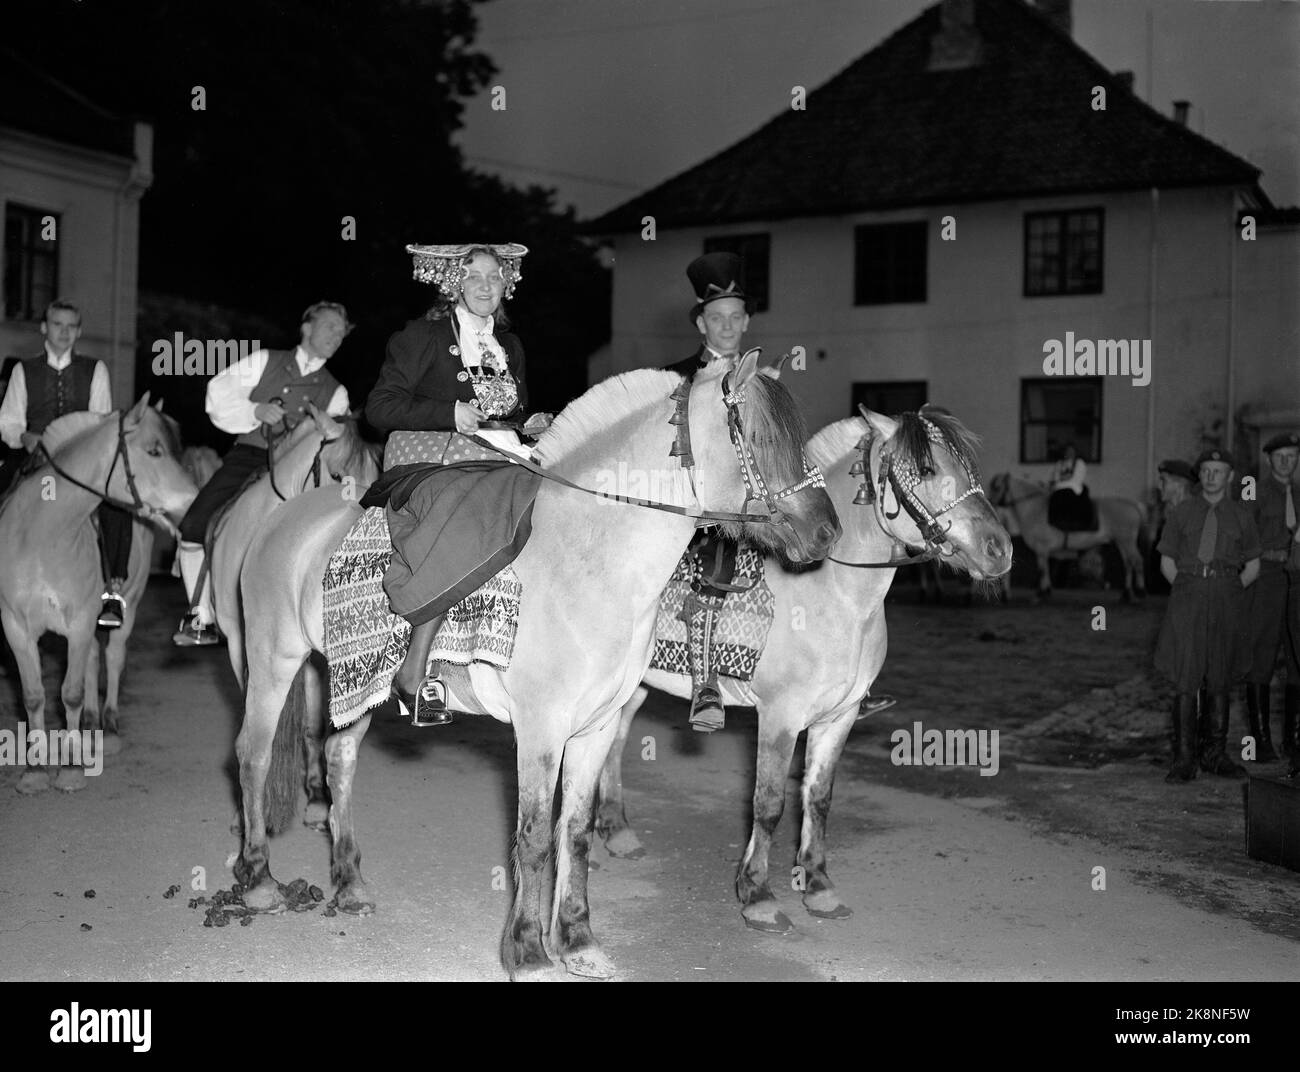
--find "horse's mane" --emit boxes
[322,418,380,483]
[39,411,110,457]
[533,369,682,466]
[807,417,867,471]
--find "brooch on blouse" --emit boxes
[449,345,460,357]
[457,370,469,382]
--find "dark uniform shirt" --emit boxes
[1254,475,1298,554]
[1157,494,1260,573]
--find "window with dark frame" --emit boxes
[1020,377,1103,464]
[4,204,60,322]
[854,221,927,305]
[1023,208,1103,296]
[850,380,928,418]
[702,233,770,312]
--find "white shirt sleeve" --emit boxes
[0,364,28,449]
[1070,458,1087,494]
[326,383,350,418]
[89,360,113,413]
[205,350,271,435]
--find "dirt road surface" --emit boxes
[2,580,1298,982]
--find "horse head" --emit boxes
[116,393,199,530]
[687,352,840,564]
[302,403,380,487]
[838,404,1011,580]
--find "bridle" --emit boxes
[36,411,169,528]
[265,420,343,502]
[831,414,984,568]
[719,367,825,531]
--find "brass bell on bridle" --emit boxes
[853,481,873,506]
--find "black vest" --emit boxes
[235,348,343,448]
[23,354,98,434]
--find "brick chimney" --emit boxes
[929,0,983,71]
[1036,0,1072,37]
[1173,100,1190,126]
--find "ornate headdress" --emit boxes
[406,243,529,300]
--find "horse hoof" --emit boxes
[17,770,51,795]
[335,885,376,915]
[54,767,87,793]
[303,802,330,832]
[803,890,852,919]
[742,904,795,934]
[101,733,122,757]
[243,883,288,914]
[510,961,560,982]
[562,946,616,980]
[604,829,645,860]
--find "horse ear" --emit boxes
[733,347,762,387]
[307,401,340,435]
[125,393,151,426]
[153,397,165,413]
[759,350,791,381]
[859,405,897,441]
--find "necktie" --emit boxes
[1286,483,1296,532]
[1196,502,1218,564]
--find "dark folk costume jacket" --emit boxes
[365,315,527,433]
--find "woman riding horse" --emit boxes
[364,242,547,725]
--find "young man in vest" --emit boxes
[1154,448,1261,781]
[172,301,352,646]
[663,254,892,730]
[0,299,134,629]
[1241,432,1300,763]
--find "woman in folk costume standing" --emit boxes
[365,242,546,726]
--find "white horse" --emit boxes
[597,407,1013,931]
[0,398,197,793]
[989,473,1147,599]
[232,356,839,979]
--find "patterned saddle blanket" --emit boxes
[323,507,523,729]
[649,547,775,682]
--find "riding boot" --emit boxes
[683,591,725,732]
[1244,684,1277,762]
[393,617,451,727]
[1199,691,1245,777]
[1165,693,1197,783]
[1283,685,1300,761]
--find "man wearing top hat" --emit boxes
[663,253,892,731]
[1241,432,1300,765]
[1154,447,1261,781]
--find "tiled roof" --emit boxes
[0,45,137,158]
[586,0,1260,233]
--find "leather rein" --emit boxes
[35,411,169,528]
[828,415,985,569]
[469,366,825,528]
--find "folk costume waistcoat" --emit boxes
[235,348,342,448]
[23,354,97,434]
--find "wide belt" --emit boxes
[1179,563,1238,579]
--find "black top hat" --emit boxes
[687,252,752,321]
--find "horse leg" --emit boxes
[595,686,647,859]
[1035,550,1052,600]
[83,633,102,736]
[53,627,93,792]
[502,725,563,979]
[234,650,304,913]
[798,710,857,920]
[5,614,51,795]
[736,715,799,934]
[302,658,330,832]
[99,608,131,754]
[325,712,375,914]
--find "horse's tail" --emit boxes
[264,662,307,834]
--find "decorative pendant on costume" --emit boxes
[451,311,520,419]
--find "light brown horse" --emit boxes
[988,473,1147,600]
[597,408,1013,931]
[233,357,839,979]
[0,398,197,793]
